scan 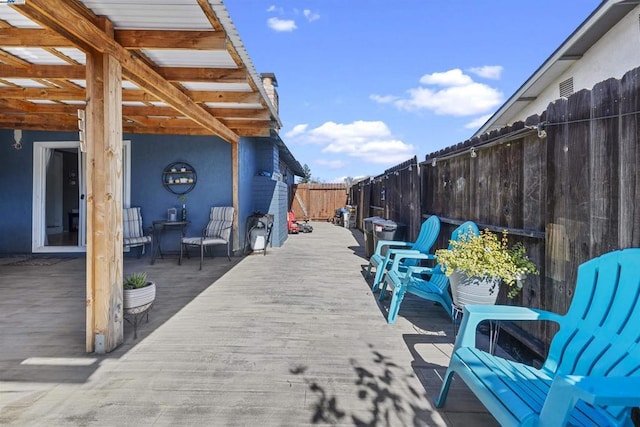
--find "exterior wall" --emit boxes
[508,5,640,123]
[0,131,233,255]
[249,138,290,247]
[255,142,279,176]
[238,138,258,252]
[127,133,232,254]
[0,129,78,254]
[0,130,296,255]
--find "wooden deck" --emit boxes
[0,222,497,426]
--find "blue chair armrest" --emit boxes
[565,375,640,406]
[373,240,412,257]
[389,252,436,271]
[455,305,563,349]
[539,375,640,426]
[404,264,439,276]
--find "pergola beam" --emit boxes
[0,63,249,83]
[0,28,227,50]
[13,0,240,143]
[0,86,261,103]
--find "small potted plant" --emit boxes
[123,272,156,311]
[435,228,538,307]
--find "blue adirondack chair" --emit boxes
[435,248,640,427]
[365,215,440,292]
[379,221,479,324]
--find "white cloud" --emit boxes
[267,17,297,32]
[468,65,503,80]
[266,5,276,12]
[419,69,473,86]
[288,120,415,165]
[285,123,308,138]
[369,94,398,104]
[392,68,503,116]
[464,114,493,129]
[303,9,320,22]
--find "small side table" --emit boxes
[151,220,190,264]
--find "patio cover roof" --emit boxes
[0,0,281,143]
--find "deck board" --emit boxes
[0,222,496,426]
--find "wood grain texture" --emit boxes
[85,48,124,353]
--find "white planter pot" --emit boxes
[449,270,500,308]
[123,282,156,312]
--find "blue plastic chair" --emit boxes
[435,248,640,426]
[379,221,479,324]
[365,215,440,292]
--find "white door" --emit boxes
[32,141,131,253]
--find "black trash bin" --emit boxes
[363,216,382,258]
[372,219,406,258]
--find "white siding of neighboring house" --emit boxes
[505,6,640,125]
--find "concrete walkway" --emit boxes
[0,222,496,426]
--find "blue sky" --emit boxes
[225,1,602,182]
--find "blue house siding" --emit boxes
[0,129,78,254]
[238,138,258,251]
[249,138,291,248]
[0,130,296,255]
[127,133,232,253]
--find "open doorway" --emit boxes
[45,147,80,246]
[32,140,130,253]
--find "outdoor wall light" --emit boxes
[470,147,477,158]
[12,129,22,150]
[431,158,437,167]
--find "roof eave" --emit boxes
[472,0,640,138]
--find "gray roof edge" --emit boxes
[210,1,282,128]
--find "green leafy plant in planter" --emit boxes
[435,228,539,299]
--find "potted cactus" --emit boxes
[123,272,156,311]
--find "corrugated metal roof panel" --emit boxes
[4,48,71,65]
[82,1,210,30]
[141,49,236,68]
[204,102,264,109]
[3,78,48,88]
[181,82,251,92]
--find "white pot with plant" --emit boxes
[123,272,156,312]
[435,228,539,308]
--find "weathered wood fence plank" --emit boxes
[349,66,640,353]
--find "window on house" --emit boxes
[559,77,574,98]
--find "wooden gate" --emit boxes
[291,183,348,221]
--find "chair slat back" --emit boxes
[432,221,480,276]
[544,249,640,378]
[123,207,144,239]
[410,215,440,253]
[205,206,235,241]
[450,221,479,247]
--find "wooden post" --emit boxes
[85,21,124,353]
[232,141,239,253]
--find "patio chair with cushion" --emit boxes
[179,206,234,270]
[123,207,152,258]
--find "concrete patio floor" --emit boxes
[0,222,498,426]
